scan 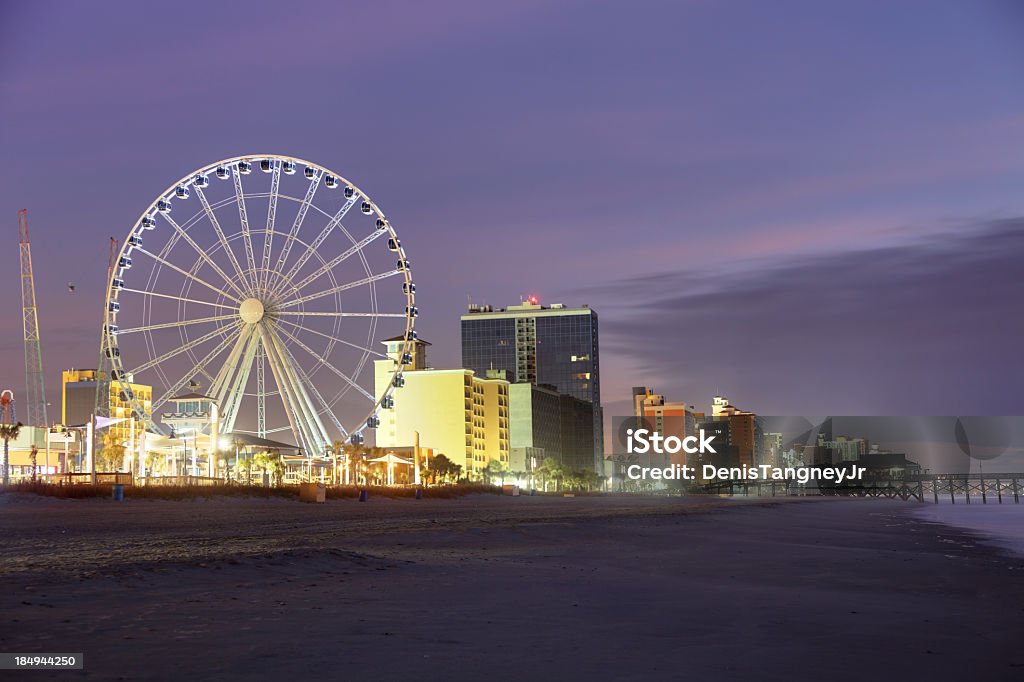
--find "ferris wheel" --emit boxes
[99,154,417,456]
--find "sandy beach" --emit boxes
[1,493,1022,681]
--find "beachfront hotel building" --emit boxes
[62,368,152,462]
[703,395,759,468]
[461,298,603,471]
[509,382,595,472]
[632,387,700,467]
[374,337,509,479]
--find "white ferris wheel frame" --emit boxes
[100,154,416,457]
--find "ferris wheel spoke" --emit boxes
[194,185,248,286]
[272,170,321,285]
[258,160,282,295]
[278,269,403,309]
[134,247,242,303]
[272,322,376,402]
[150,331,240,414]
[117,314,236,336]
[131,322,239,375]
[274,311,406,318]
[272,194,360,297]
[274,318,388,358]
[289,229,389,293]
[161,214,248,298]
[231,168,259,289]
[119,288,240,312]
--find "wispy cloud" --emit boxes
[592,218,1024,415]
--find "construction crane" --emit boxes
[18,209,48,427]
[94,236,119,419]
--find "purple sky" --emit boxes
[2,0,1024,425]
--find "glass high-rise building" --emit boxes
[461,299,602,471]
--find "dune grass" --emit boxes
[3,480,501,500]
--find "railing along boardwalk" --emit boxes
[703,473,1024,503]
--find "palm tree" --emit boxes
[98,430,126,472]
[29,445,39,482]
[485,459,508,485]
[535,457,563,492]
[331,439,347,485]
[0,422,23,486]
[252,451,285,487]
[427,453,460,485]
[238,451,254,485]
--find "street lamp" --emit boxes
[169,427,179,477]
[169,427,196,478]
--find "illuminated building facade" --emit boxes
[509,382,595,472]
[702,395,759,468]
[374,337,509,479]
[762,432,783,467]
[461,299,603,470]
[62,369,152,464]
[632,387,697,467]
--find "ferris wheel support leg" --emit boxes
[256,342,266,439]
[271,324,341,445]
[218,331,260,435]
[268,327,331,456]
[209,328,251,404]
[150,332,239,417]
[256,325,321,458]
[210,327,259,432]
[261,325,330,456]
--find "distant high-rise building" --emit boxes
[762,432,783,468]
[374,337,509,479]
[701,395,759,468]
[461,299,602,471]
[632,387,698,467]
[822,435,869,464]
[509,383,562,463]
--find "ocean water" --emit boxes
[912,504,1024,557]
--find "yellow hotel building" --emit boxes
[62,369,153,453]
[374,337,509,479]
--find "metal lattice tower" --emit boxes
[94,236,119,419]
[18,210,48,427]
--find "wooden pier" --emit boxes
[702,473,1024,503]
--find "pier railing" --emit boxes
[702,473,1024,503]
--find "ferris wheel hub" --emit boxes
[239,297,265,324]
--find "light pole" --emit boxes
[169,427,176,477]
